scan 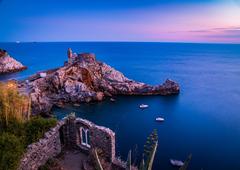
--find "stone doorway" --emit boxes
[59,126,65,146]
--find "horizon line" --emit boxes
[0,40,240,45]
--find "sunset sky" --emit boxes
[0,0,240,43]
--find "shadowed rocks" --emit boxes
[0,49,27,74]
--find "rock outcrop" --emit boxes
[19,51,180,114]
[0,49,27,74]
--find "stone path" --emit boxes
[58,150,89,170]
[52,149,128,170]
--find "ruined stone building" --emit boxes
[18,114,126,170]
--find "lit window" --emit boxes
[86,130,90,146]
[80,127,91,148]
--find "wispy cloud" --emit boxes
[188,27,240,32]
[184,26,240,42]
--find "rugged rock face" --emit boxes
[0,49,27,74]
[19,52,180,114]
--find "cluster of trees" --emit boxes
[0,81,57,170]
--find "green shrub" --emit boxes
[25,117,57,146]
[0,116,57,170]
[0,119,25,137]
[0,133,24,170]
[0,82,58,170]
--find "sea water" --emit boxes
[1,42,240,170]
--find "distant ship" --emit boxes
[16,41,20,44]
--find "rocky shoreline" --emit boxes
[0,49,27,74]
[18,49,180,115]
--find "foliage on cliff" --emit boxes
[0,81,31,128]
[25,117,57,146]
[0,117,57,170]
[0,133,24,170]
[0,81,57,170]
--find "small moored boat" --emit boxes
[110,98,116,102]
[170,159,184,167]
[139,104,149,109]
[156,117,165,122]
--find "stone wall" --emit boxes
[18,121,64,170]
[75,117,116,162]
[18,115,125,170]
[61,114,116,162]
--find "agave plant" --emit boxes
[139,129,158,170]
[92,148,104,170]
[126,150,132,170]
[179,154,192,170]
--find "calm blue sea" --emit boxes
[1,42,240,170]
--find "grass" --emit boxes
[0,81,31,128]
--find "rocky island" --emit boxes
[19,48,180,115]
[0,49,27,74]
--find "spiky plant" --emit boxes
[139,156,145,170]
[179,154,192,170]
[139,129,158,170]
[92,148,104,170]
[126,150,132,170]
[147,140,158,170]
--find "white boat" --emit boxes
[139,104,149,109]
[110,98,116,102]
[156,117,165,122]
[170,159,184,167]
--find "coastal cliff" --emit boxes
[0,49,27,74]
[19,50,180,114]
